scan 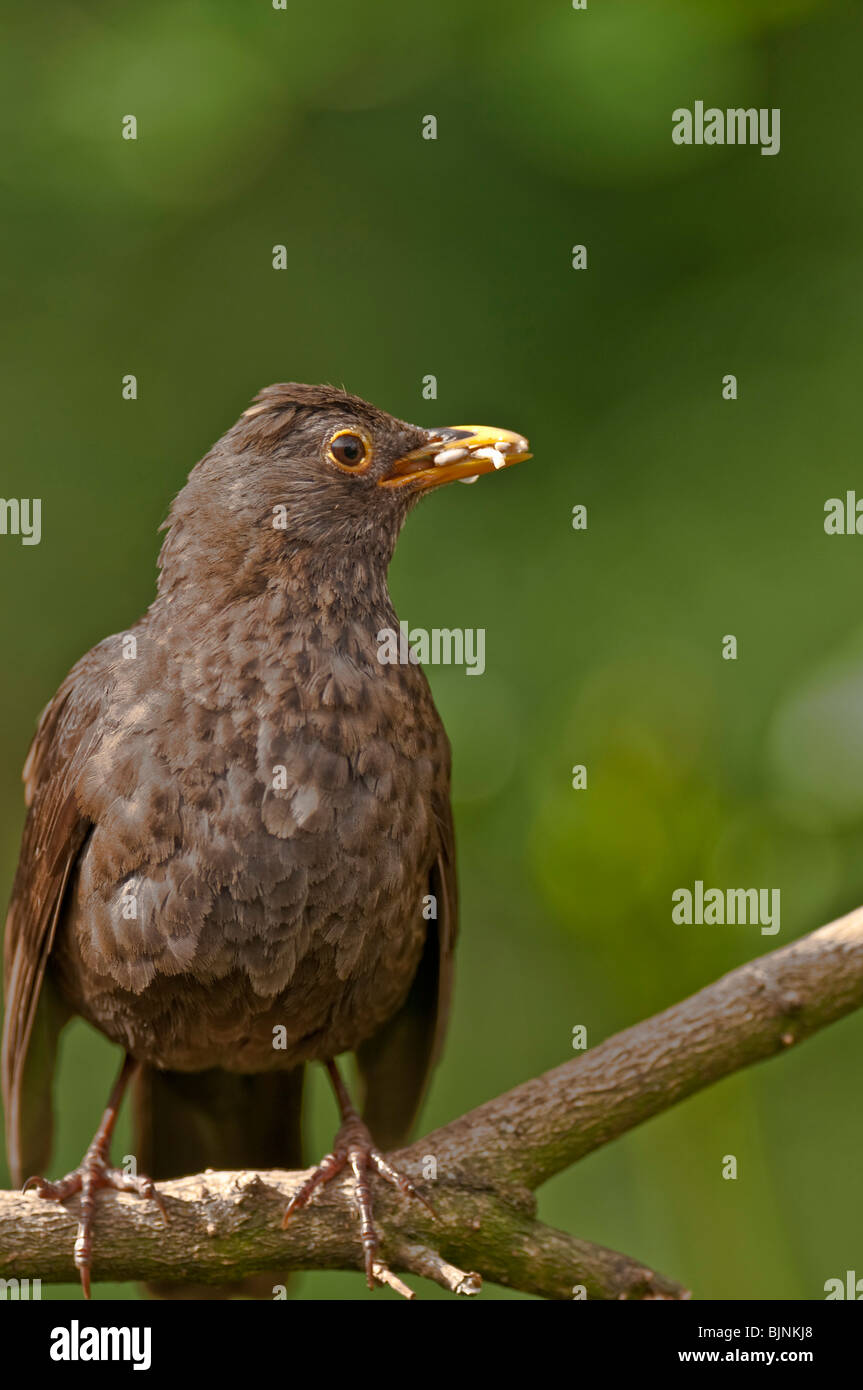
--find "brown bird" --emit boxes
[1,383,530,1297]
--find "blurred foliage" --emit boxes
[1,0,862,1300]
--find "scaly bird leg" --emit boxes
[283,1059,435,1291]
[22,1053,167,1298]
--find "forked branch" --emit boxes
[2,906,861,1299]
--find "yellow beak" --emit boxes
[379,424,531,490]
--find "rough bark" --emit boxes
[2,905,861,1299]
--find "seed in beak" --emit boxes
[457,474,480,485]
[472,446,507,471]
[433,447,470,466]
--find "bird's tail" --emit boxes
[133,1065,304,1300]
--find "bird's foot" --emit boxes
[283,1112,435,1291]
[23,1143,167,1298]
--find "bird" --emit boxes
[1,382,531,1298]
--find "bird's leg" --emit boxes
[22,1053,167,1298]
[283,1059,435,1291]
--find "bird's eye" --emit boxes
[328,429,372,474]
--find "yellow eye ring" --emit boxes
[327,427,373,474]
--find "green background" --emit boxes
[2,0,862,1299]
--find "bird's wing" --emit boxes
[2,650,108,1182]
[356,790,458,1150]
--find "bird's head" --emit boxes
[157,383,530,602]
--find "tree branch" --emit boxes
[0,1169,683,1299]
[2,905,861,1299]
[415,905,863,1191]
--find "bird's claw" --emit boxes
[23,1147,167,1298]
[283,1114,435,1291]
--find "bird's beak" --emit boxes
[378,425,532,490]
